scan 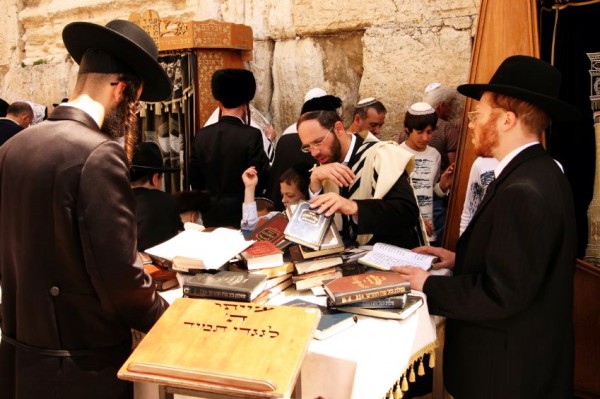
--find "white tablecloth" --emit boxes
[134,287,438,399]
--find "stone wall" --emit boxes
[0,0,479,140]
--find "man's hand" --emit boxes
[310,192,358,217]
[412,245,456,270]
[423,218,434,236]
[391,266,430,291]
[439,162,455,192]
[242,166,258,190]
[309,163,355,193]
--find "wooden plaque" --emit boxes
[119,298,320,398]
[443,0,540,250]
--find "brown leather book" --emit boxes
[144,264,178,291]
[323,271,411,306]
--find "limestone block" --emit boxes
[220,0,295,40]
[270,33,363,134]
[293,0,479,36]
[0,2,21,68]
[2,58,77,109]
[248,40,275,121]
[360,25,472,141]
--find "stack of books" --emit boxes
[283,201,347,291]
[323,271,423,320]
[289,245,343,291]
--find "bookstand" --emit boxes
[119,298,319,398]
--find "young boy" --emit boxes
[399,102,454,244]
[241,163,310,232]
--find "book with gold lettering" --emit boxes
[183,271,267,302]
[284,201,332,250]
[118,298,319,397]
[323,271,411,306]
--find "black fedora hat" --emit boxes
[62,20,171,102]
[211,69,256,108]
[458,55,580,121]
[130,142,179,181]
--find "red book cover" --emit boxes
[247,213,289,248]
[323,271,411,306]
[242,241,283,259]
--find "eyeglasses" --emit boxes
[300,126,333,153]
[467,110,480,123]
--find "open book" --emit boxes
[144,228,253,272]
[358,243,438,271]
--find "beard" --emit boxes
[473,113,500,157]
[101,98,130,140]
[330,132,343,163]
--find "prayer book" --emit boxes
[144,264,179,291]
[323,270,411,306]
[289,245,344,275]
[241,241,284,270]
[183,271,267,302]
[247,212,290,249]
[329,294,408,310]
[358,242,439,271]
[334,294,424,320]
[284,201,333,250]
[144,228,253,272]
[292,266,343,291]
[298,222,345,258]
[230,261,295,279]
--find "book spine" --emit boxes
[331,284,410,306]
[331,295,407,309]
[183,286,251,302]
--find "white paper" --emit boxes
[144,228,253,270]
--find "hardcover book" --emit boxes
[144,264,179,291]
[283,299,358,340]
[241,241,284,270]
[284,201,333,250]
[330,294,408,309]
[336,294,423,320]
[252,277,294,304]
[299,222,345,259]
[247,212,290,249]
[230,261,295,279]
[289,245,344,275]
[323,270,411,306]
[358,242,439,271]
[183,271,267,302]
[292,266,343,291]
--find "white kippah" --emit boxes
[304,87,327,102]
[408,102,435,115]
[356,97,378,107]
[424,82,442,93]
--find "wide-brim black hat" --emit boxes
[211,69,256,108]
[130,142,179,181]
[457,55,580,121]
[62,20,171,102]
[301,95,343,114]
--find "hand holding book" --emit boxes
[358,243,439,271]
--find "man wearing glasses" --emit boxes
[297,101,425,248]
[394,55,580,398]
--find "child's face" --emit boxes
[406,126,434,151]
[280,181,306,208]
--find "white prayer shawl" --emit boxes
[324,137,429,245]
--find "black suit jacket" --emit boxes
[133,187,183,251]
[0,118,24,146]
[343,135,422,248]
[424,144,576,398]
[189,116,270,227]
[0,106,168,399]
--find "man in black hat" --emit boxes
[130,141,182,251]
[0,20,171,399]
[189,68,270,228]
[394,55,580,398]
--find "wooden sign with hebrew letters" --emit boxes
[118,298,319,398]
